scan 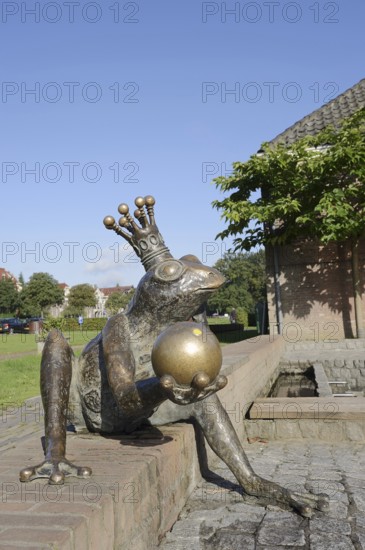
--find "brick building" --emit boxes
[265,78,365,341]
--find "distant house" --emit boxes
[0,268,21,291]
[49,283,70,318]
[265,78,365,341]
[95,286,134,317]
[49,283,133,318]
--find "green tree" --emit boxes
[207,250,266,316]
[65,284,96,316]
[0,278,19,315]
[20,273,64,317]
[213,108,365,336]
[105,288,135,315]
[18,272,25,288]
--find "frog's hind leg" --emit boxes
[191,394,329,518]
[19,329,92,484]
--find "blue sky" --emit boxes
[1,0,364,288]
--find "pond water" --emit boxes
[268,367,318,398]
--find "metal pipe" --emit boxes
[273,245,283,335]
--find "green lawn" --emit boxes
[0,331,101,408]
[0,355,40,407]
[0,330,101,356]
[207,317,230,325]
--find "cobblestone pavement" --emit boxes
[159,440,365,549]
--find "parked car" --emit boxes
[0,318,30,334]
[8,318,30,334]
[0,319,10,334]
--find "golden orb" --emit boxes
[151,322,222,386]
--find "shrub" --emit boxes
[43,316,107,333]
[236,307,248,327]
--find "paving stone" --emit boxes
[158,442,365,549]
[350,489,365,512]
[309,532,355,549]
[225,502,266,520]
[353,514,365,532]
[356,532,365,550]
[308,470,343,481]
[310,516,352,535]
[202,530,255,549]
[257,512,306,546]
[306,479,345,496]
[160,538,201,549]
[163,519,202,538]
[326,499,349,519]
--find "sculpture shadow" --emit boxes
[108,426,174,447]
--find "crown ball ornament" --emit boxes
[135,196,146,208]
[145,195,155,206]
[118,203,130,215]
[103,195,172,271]
[151,322,223,387]
[103,215,116,229]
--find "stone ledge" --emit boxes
[249,397,365,421]
[244,417,365,442]
[0,336,285,549]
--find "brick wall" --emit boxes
[266,238,365,341]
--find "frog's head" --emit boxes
[127,254,225,324]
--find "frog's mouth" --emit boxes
[194,287,218,294]
[194,278,229,294]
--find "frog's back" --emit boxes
[73,314,132,432]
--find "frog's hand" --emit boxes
[160,373,228,405]
[19,330,92,484]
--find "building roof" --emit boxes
[267,78,365,148]
[0,268,17,282]
[99,286,133,297]
[58,283,69,290]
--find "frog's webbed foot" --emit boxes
[19,458,92,485]
[289,489,329,517]
[246,476,329,518]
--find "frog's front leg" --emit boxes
[19,330,92,485]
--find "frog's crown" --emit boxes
[103,195,173,271]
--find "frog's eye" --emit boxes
[180,254,202,264]
[154,260,185,282]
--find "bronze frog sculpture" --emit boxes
[20,196,328,518]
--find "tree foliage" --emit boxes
[213,108,365,250]
[105,288,135,315]
[20,273,64,317]
[207,250,266,315]
[0,278,19,314]
[65,284,96,315]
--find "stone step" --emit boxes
[249,397,365,421]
